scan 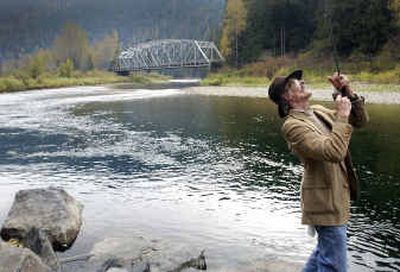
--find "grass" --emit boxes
[352,69,400,84]
[0,70,170,93]
[201,73,268,87]
[350,82,400,93]
[201,65,400,92]
[129,72,171,86]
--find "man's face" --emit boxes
[284,79,312,104]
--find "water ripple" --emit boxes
[0,87,399,271]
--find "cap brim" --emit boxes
[286,70,303,81]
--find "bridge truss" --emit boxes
[112,39,224,74]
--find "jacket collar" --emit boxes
[287,106,333,133]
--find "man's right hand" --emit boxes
[328,73,355,98]
[335,94,352,119]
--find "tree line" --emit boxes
[221,0,400,67]
[0,0,224,62]
[1,23,119,78]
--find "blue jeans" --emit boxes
[303,225,347,272]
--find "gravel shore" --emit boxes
[184,86,400,104]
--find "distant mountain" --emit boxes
[0,0,225,61]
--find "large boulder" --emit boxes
[0,242,51,272]
[1,187,83,251]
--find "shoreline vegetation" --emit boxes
[185,86,400,104]
[202,72,400,90]
[2,70,400,94]
[201,64,400,92]
[0,71,171,93]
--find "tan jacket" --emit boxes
[281,96,368,225]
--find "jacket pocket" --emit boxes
[302,187,335,214]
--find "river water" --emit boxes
[0,83,399,271]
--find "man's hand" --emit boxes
[328,72,354,98]
[335,94,352,119]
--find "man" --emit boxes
[268,70,368,271]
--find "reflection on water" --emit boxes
[0,86,399,271]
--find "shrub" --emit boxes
[204,77,223,86]
[59,59,74,77]
[130,74,152,85]
[0,77,25,92]
[28,54,46,79]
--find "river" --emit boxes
[0,83,399,271]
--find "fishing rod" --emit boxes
[329,22,341,76]
[327,1,350,99]
[328,5,341,76]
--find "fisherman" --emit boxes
[268,70,368,271]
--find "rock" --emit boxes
[169,250,207,272]
[67,236,207,272]
[252,259,304,272]
[0,242,51,272]
[99,257,125,272]
[1,187,83,251]
[106,268,129,272]
[22,228,60,271]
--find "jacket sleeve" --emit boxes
[282,118,353,162]
[348,94,369,128]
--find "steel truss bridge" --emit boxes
[112,39,224,74]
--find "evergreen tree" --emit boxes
[226,0,397,63]
[239,0,319,62]
[389,0,400,27]
[328,0,394,57]
[239,0,271,62]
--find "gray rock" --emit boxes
[168,250,206,272]
[22,228,60,271]
[1,187,83,251]
[0,242,51,272]
[67,236,207,272]
[106,268,129,272]
[251,259,304,272]
[98,257,125,272]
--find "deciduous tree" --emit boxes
[91,30,119,70]
[52,23,91,70]
[220,0,247,67]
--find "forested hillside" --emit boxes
[221,0,400,67]
[0,0,224,61]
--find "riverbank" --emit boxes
[184,86,400,104]
[201,53,400,86]
[2,75,400,104]
[0,71,170,93]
